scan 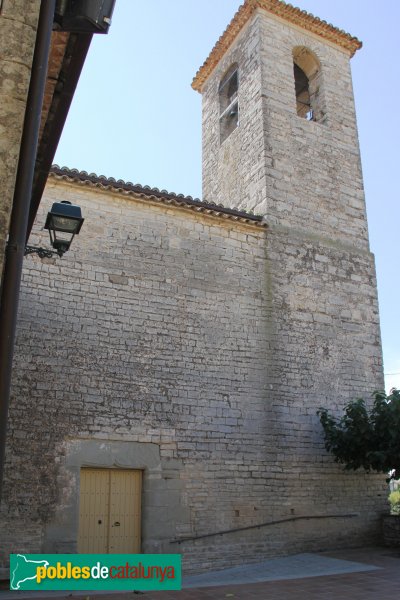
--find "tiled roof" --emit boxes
[192,0,362,92]
[49,166,267,228]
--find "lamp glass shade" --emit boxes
[44,201,84,235]
[49,214,82,234]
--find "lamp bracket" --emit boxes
[24,245,63,259]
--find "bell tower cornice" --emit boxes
[192,0,362,92]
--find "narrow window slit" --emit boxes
[219,65,239,143]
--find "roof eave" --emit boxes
[26,31,93,241]
[48,166,268,229]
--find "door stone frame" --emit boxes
[43,439,163,554]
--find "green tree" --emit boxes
[317,389,400,481]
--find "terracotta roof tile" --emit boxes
[49,166,267,228]
[192,0,362,92]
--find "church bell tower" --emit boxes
[192,0,385,535]
[194,0,370,254]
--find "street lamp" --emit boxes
[25,200,84,258]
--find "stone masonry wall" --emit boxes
[0,175,387,575]
[0,0,41,270]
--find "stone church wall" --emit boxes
[0,175,387,574]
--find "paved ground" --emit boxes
[1,547,399,600]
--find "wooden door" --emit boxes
[78,468,142,553]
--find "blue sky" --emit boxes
[55,0,400,393]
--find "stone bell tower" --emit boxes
[194,0,372,252]
[192,0,386,546]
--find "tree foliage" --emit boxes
[389,490,400,515]
[317,389,400,481]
